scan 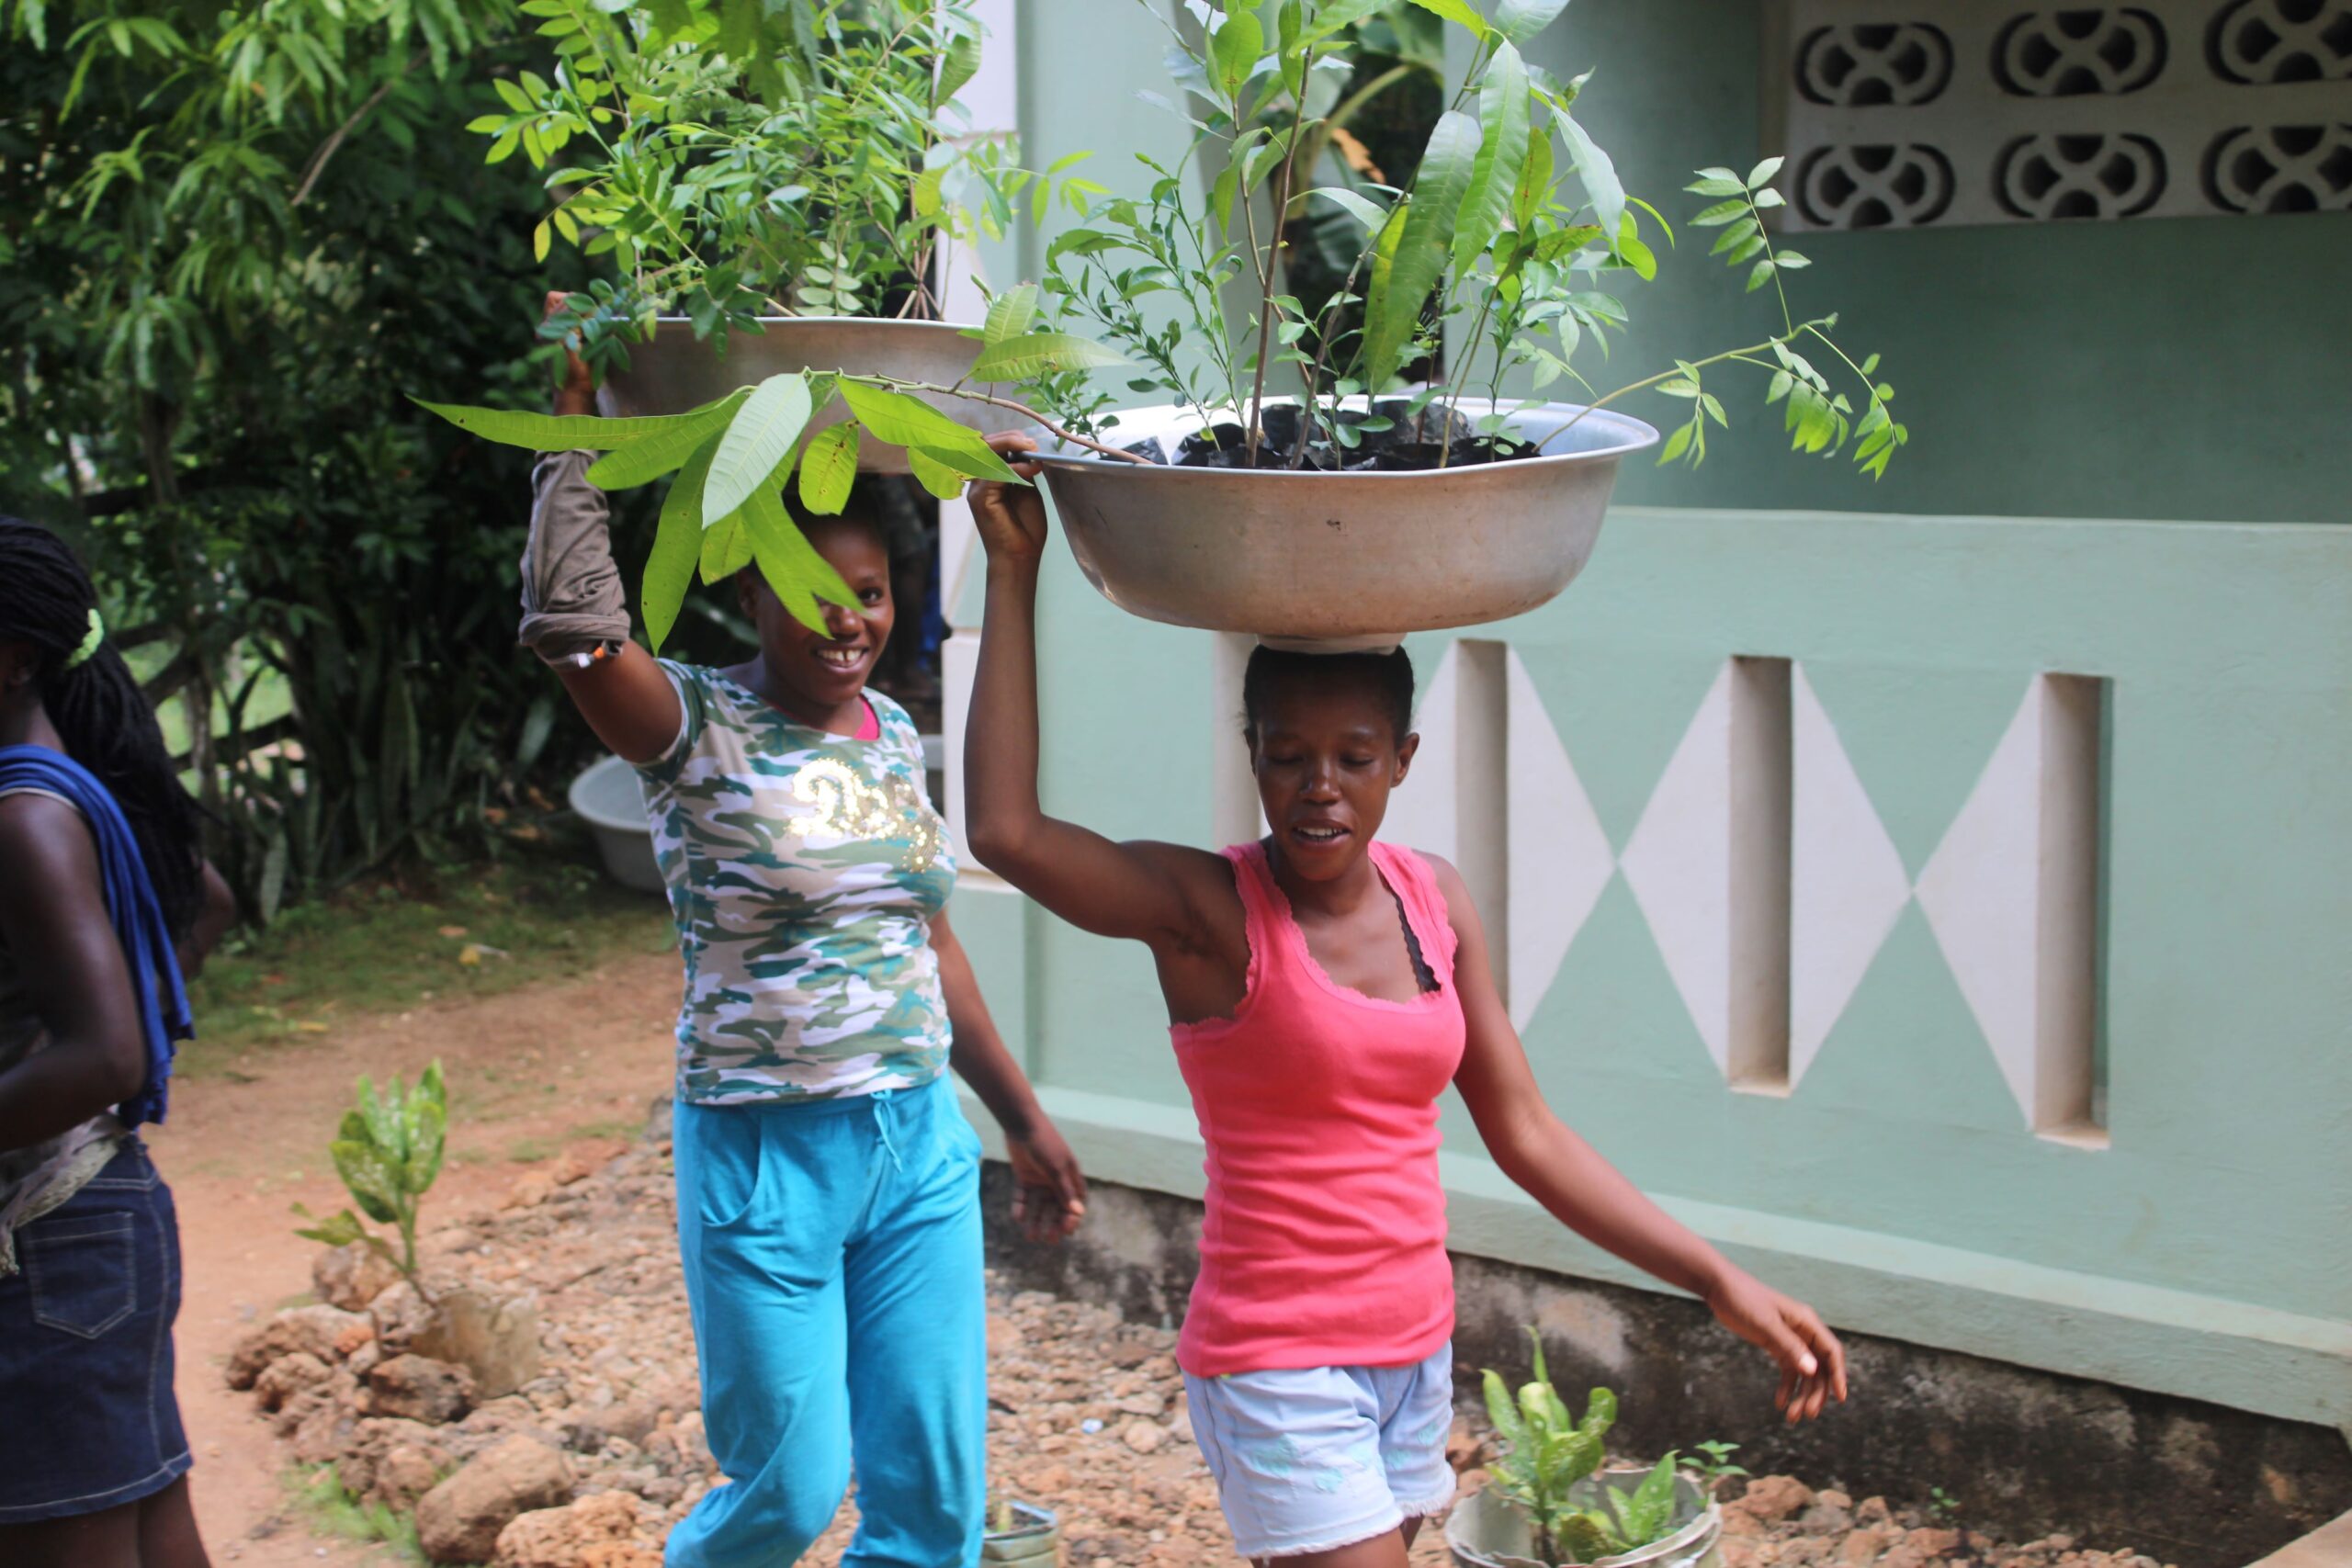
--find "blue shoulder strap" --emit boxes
[0,744,194,1128]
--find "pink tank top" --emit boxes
[1170,840,1467,1376]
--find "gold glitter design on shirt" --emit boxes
[784,759,944,873]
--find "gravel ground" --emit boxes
[231,1118,2183,1568]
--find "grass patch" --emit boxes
[288,1464,430,1564]
[186,858,673,1076]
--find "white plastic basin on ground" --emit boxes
[568,754,664,895]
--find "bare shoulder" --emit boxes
[1404,849,1487,937]
[0,791,101,910]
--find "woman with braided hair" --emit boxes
[0,517,234,1564]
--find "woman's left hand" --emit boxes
[1003,1116,1087,1244]
[1704,1268,1849,1423]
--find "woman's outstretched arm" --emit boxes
[962,446,1227,947]
[1432,854,1849,1423]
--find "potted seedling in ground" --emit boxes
[467,0,1121,464]
[1024,0,1908,649]
[981,1495,1061,1563]
[294,1062,448,1303]
[1447,1329,1724,1568]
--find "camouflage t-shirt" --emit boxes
[637,664,956,1103]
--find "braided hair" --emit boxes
[0,518,206,936]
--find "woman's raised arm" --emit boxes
[962,448,1225,949]
[529,292,683,764]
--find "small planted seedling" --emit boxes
[293,1061,447,1302]
[1483,1326,1690,1566]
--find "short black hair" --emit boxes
[1242,645,1416,746]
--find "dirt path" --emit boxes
[148,950,680,1564]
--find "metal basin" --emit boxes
[597,316,1007,474]
[1029,399,1659,650]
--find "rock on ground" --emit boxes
[416,1434,574,1565]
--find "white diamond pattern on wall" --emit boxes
[1434,651,2102,1135]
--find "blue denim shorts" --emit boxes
[0,1141,192,1522]
[1185,1344,1458,1560]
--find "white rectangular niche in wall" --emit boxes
[1728,657,1796,1093]
[1917,672,2109,1145]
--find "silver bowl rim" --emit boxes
[628,313,985,337]
[1027,396,1661,480]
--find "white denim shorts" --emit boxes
[1184,1343,1457,1560]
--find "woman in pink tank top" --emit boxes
[964,446,1847,1568]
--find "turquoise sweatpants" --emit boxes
[666,1077,986,1568]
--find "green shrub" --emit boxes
[1483,1326,1684,1566]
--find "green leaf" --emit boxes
[644,435,718,653]
[936,28,982,105]
[1295,186,1389,233]
[703,373,815,526]
[1579,1386,1617,1440]
[742,483,858,635]
[983,283,1039,345]
[907,446,969,501]
[1298,0,1385,41]
[1404,0,1491,37]
[969,332,1129,380]
[1556,115,1623,242]
[1658,421,1693,465]
[797,423,861,515]
[1363,108,1479,386]
[294,1209,368,1248]
[1453,40,1531,272]
[1211,9,1263,102]
[585,391,746,490]
[330,1140,401,1224]
[1690,197,1748,226]
[837,383,1023,481]
[1747,257,1776,291]
[411,400,695,451]
[1495,0,1572,42]
[1482,1368,1529,1453]
[699,510,752,584]
[1747,155,1785,190]
[1513,129,1555,227]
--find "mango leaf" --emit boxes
[982,283,1039,345]
[1496,0,1572,42]
[410,400,700,451]
[330,1139,401,1224]
[1294,185,1388,232]
[699,509,752,583]
[907,446,969,501]
[1303,0,1388,43]
[1579,1385,1617,1439]
[1514,128,1555,227]
[584,389,746,489]
[644,435,718,653]
[356,1077,400,1158]
[1211,8,1262,102]
[742,483,858,634]
[703,372,814,526]
[1556,114,1624,242]
[969,332,1128,380]
[1363,108,1479,386]
[1453,40,1530,271]
[1404,0,1490,36]
[796,423,861,516]
[838,383,1024,481]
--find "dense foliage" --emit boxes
[1040,0,1907,477]
[0,0,668,919]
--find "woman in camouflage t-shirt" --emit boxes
[524,301,1087,1568]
